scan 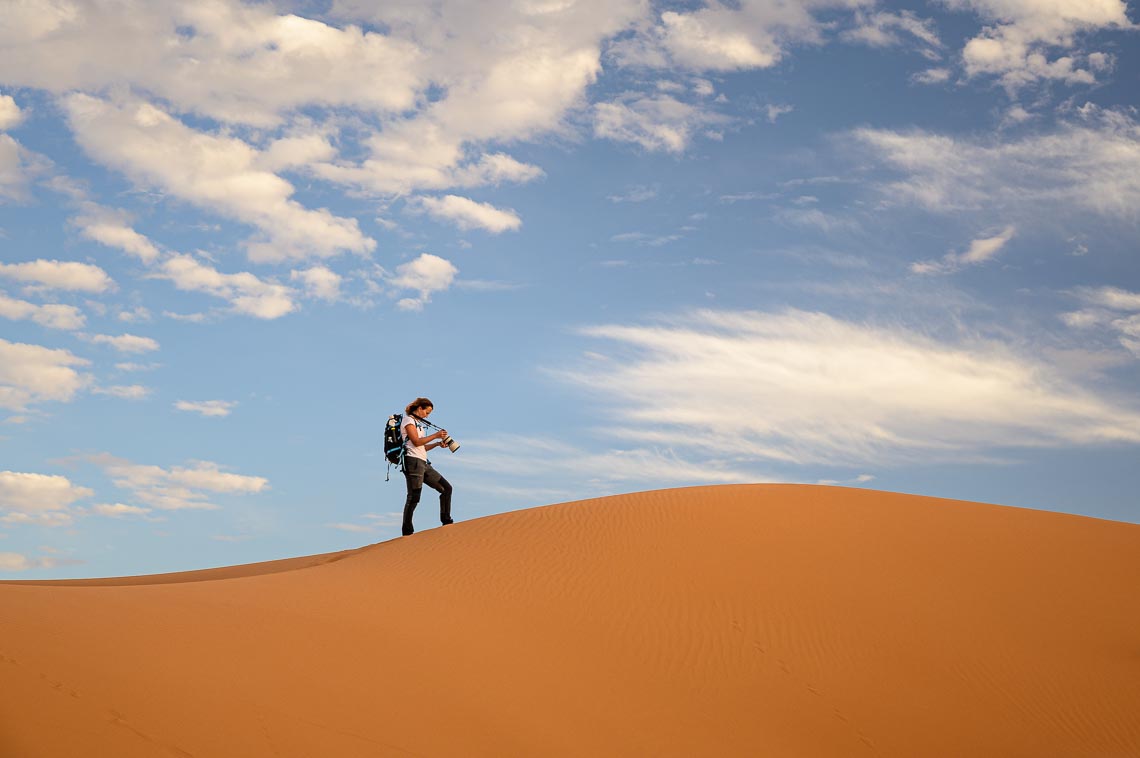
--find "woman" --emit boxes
[400,397,454,536]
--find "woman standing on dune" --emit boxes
[401,397,454,536]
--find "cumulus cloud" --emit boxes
[175,400,237,418]
[62,94,375,263]
[911,226,1016,274]
[0,292,85,330]
[551,309,1140,468]
[415,195,522,233]
[0,338,90,411]
[853,107,1140,221]
[310,0,640,199]
[86,333,160,354]
[86,453,268,511]
[949,0,1132,90]
[0,259,113,293]
[153,255,296,319]
[0,1,421,127]
[387,253,459,311]
[0,470,93,528]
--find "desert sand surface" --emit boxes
[2,484,1138,757]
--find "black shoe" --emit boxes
[402,526,414,536]
[441,518,454,526]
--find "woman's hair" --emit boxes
[406,397,434,415]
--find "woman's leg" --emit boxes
[422,464,453,525]
[402,458,426,535]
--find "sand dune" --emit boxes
[2,484,1138,757]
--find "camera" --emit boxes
[442,435,460,453]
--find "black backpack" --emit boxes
[383,413,405,470]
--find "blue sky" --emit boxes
[1,0,1138,577]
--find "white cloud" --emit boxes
[949,0,1131,90]
[843,10,942,50]
[594,94,726,153]
[415,195,521,233]
[175,400,237,418]
[0,338,90,411]
[92,502,152,518]
[86,453,269,511]
[911,226,1016,274]
[0,134,32,201]
[86,333,160,354]
[315,0,636,196]
[0,259,113,293]
[551,309,1140,468]
[853,108,1140,221]
[154,254,297,319]
[0,292,85,330]
[658,10,785,70]
[1064,287,1140,357]
[62,94,375,264]
[257,133,338,173]
[0,2,421,127]
[73,206,160,263]
[387,253,459,311]
[92,384,151,400]
[290,266,342,302]
[0,94,23,130]
[117,306,151,323]
[0,471,93,528]
[115,362,161,372]
[912,67,952,84]
[765,104,794,123]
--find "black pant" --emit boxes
[402,457,452,535]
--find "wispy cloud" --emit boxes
[550,308,1140,468]
[175,400,237,418]
[911,226,1016,275]
[853,107,1140,221]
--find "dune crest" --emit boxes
[2,484,1138,757]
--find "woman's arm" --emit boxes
[404,423,446,447]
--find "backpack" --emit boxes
[383,413,405,474]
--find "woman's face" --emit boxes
[417,405,433,419]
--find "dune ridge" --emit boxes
[2,484,1138,757]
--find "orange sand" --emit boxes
[2,484,1138,757]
